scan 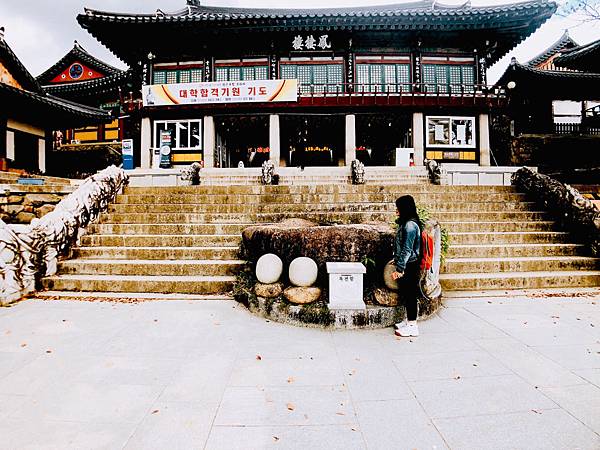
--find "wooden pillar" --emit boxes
[203,116,215,168]
[345,114,356,165]
[269,115,281,166]
[6,130,15,161]
[479,113,491,166]
[412,112,424,166]
[38,137,46,173]
[140,117,152,169]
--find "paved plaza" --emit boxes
[1,294,600,449]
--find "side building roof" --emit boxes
[554,37,600,72]
[37,41,125,85]
[496,57,600,101]
[525,30,578,68]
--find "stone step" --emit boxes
[116,192,527,205]
[72,246,239,260]
[58,259,245,276]
[41,274,235,294]
[123,184,517,195]
[33,291,233,302]
[99,211,549,225]
[442,256,600,273]
[448,231,571,245]
[108,201,537,214]
[440,271,600,290]
[440,221,557,232]
[80,234,241,247]
[89,223,252,235]
[447,243,586,258]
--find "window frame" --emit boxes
[153,119,203,151]
[425,115,476,149]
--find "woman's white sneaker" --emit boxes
[394,319,408,330]
[395,321,419,337]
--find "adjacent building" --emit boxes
[77,0,555,169]
[0,28,110,174]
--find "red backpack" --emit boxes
[420,229,435,272]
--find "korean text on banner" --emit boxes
[143,79,298,107]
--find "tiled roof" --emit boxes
[42,70,132,98]
[525,30,578,67]
[81,0,552,22]
[0,82,111,123]
[554,37,600,71]
[0,31,41,92]
[37,41,124,85]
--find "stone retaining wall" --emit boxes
[0,187,73,224]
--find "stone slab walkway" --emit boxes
[1,293,600,450]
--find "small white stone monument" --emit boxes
[326,262,367,310]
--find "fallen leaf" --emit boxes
[46,350,52,354]
[531,409,542,414]
[287,377,295,384]
[154,319,158,323]
[256,355,262,361]
[336,412,345,416]
[472,363,478,367]
[351,428,357,432]
[454,375,461,380]
[286,403,295,411]
[151,409,159,415]
[4,330,11,335]
[273,436,279,442]
[20,343,27,348]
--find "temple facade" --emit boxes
[78,0,555,169]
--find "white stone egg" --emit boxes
[255,253,283,284]
[289,257,319,287]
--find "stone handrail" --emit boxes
[0,165,129,305]
[512,167,600,256]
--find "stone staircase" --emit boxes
[38,184,600,299]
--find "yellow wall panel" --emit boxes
[74,131,99,142]
[172,153,203,163]
[105,130,119,140]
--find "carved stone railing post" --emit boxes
[351,159,365,185]
[0,165,128,305]
[180,162,202,186]
[512,167,600,256]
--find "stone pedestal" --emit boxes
[479,113,491,167]
[326,262,366,310]
[140,117,152,169]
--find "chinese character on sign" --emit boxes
[318,35,332,49]
[305,35,316,50]
[292,35,304,50]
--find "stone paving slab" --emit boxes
[0,295,599,449]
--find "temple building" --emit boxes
[37,42,140,166]
[497,31,600,136]
[77,0,555,169]
[0,28,110,174]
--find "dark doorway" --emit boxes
[280,115,345,167]
[215,115,269,168]
[13,131,39,173]
[356,114,412,166]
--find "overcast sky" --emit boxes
[1,0,598,83]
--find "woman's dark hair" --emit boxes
[395,195,422,228]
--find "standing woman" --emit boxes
[391,195,422,337]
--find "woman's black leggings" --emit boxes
[400,261,421,321]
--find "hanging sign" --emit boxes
[143,79,298,107]
[292,34,332,51]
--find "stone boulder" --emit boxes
[255,282,284,299]
[242,219,394,270]
[284,286,322,305]
[373,287,399,307]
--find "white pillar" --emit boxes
[479,113,491,166]
[6,131,15,161]
[412,112,424,166]
[269,115,281,167]
[203,116,215,168]
[38,138,46,173]
[140,117,152,169]
[345,114,356,165]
